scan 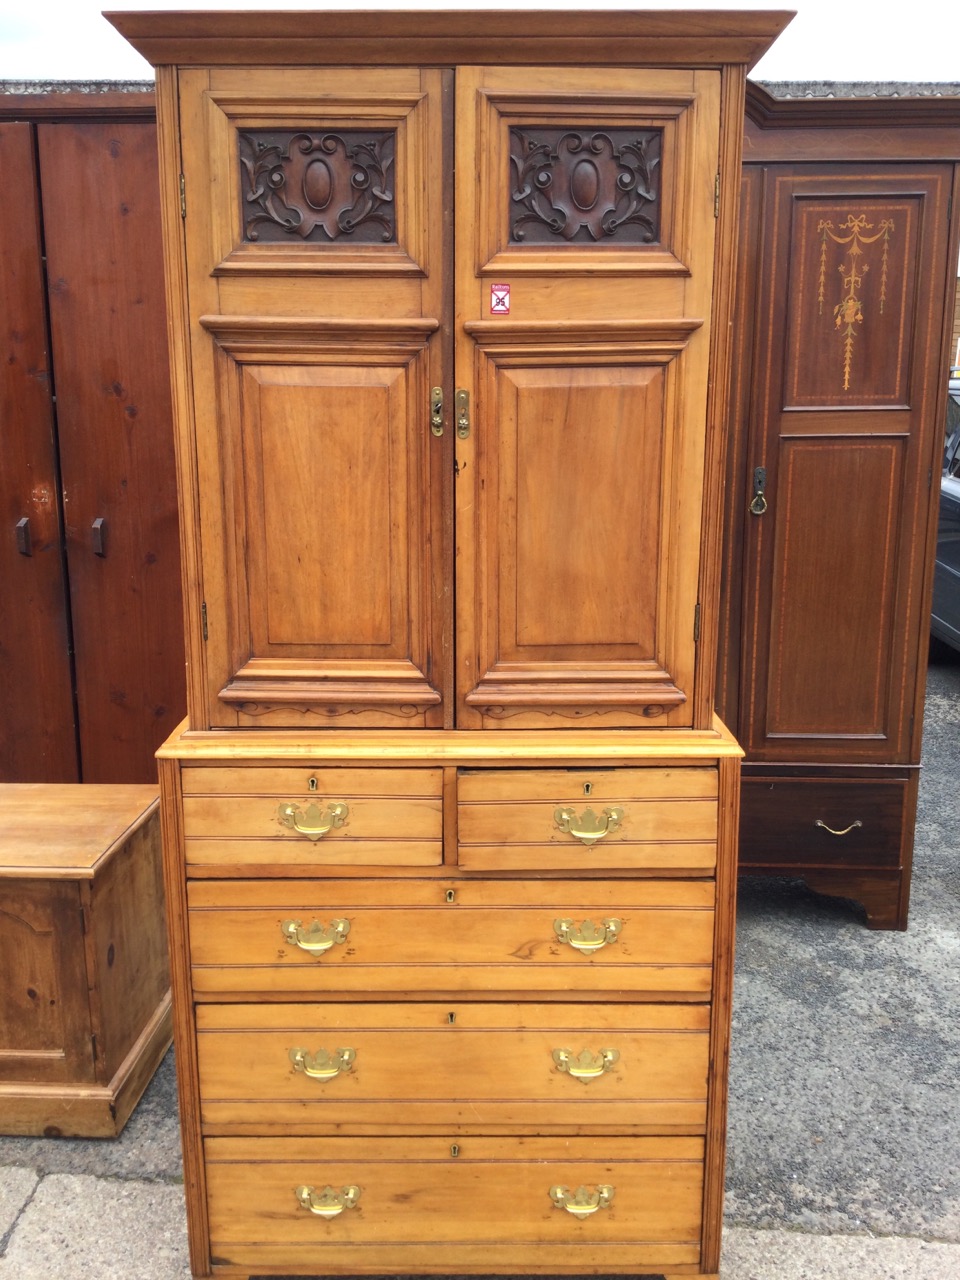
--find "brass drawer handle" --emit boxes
[552,1047,620,1082]
[278,800,349,841]
[554,917,622,954]
[282,917,351,955]
[815,819,863,837]
[295,1184,361,1218]
[550,1184,615,1219]
[554,805,623,846]
[289,1046,356,1081]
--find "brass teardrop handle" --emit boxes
[549,1185,615,1218]
[282,917,350,955]
[289,1046,356,1081]
[554,806,623,846]
[552,1047,620,1083]
[554,918,622,954]
[278,800,348,841]
[814,819,863,836]
[295,1185,361,1218]
[749,465,768,515]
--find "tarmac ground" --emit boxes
[1,650,958,1279]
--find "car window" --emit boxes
[945,392,960,477]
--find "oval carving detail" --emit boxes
[303,158,334,210]
[570,159,600,211]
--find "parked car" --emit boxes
[931,378,960,652]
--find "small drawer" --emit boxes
[187,878,715,999]
[204,1135,704,1273]
[196,1001,710,1132]
[739,777,907,870]
[457,767,718,872]
[181,766,442,869]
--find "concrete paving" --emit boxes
[1,652,958,1278]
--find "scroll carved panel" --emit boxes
[239,129,396,244]
[509,127,662,245]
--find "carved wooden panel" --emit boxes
[781,194,921,408]
[199,317,442,727]
[508,126,661,245]
[239,129,396,244]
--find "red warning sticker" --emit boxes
[490,283,511,315]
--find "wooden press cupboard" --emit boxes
[108,10,790,1279]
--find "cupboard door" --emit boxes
[177,69,448,729]
[738,167,954,763]
[37,122,185,782]
[454,67,721,729]
[0,123,77,782]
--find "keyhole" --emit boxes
[308,777,318,792]
[445,888,456,903]
[450,1144,460,1158]
[584,782,592,797]
[447,1012,457,1025]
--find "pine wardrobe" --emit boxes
[108,11,789,1279]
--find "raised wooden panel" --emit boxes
[199,317,442,725]
[764,436,903,739]
[782,195,920,409]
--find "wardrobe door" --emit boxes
[454,67,722,729]
[0,123,77,782]
[738,167,954,763]
[176,68,449,730]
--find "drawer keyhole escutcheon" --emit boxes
[583,782,592,797]
[554,805,623,846]
[278,800,349,841]
[445,888,456,903]
[295,1185,361,1218]
[552,1047,620,1082]
[289,1046,356,1081]
[308,776,318,792]
[554,917,622,953]
[282,917,350,955]
[549,1185,615,1218]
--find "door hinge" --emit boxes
[179,173,186,219]
[201,601,208,641]
[694,602,701,643]
[714,172,721,219]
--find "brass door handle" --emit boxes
[815,819,863,836]
[282,917,351,955]
[554,917,622,954]
[554,806,624,846]
[749,465,768,515]
[278,800,348,840]
[289,1046,356,1081]
[295,1185,361,1218]
[552,1048,620,1082]
[549,1185,615,1218]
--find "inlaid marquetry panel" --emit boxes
[781,194,921,408]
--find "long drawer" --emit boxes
[458,768,718,872]
[187,879,715,998]
[204,1135,704,1273]
[181,766,443,869]
[196,1001,710,1132]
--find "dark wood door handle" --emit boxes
[91,517,106,556]
[15,517,31,556]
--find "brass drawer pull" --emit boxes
[295,1184,361,1218]
[815,819,863,837]
[278,800,349,841]
[554,805,623,846]
[289,1046,356,1081]
[554,917,622,954]
[282,917,350,955]
[549,1184,615,1219]
[552,1047,620,1082]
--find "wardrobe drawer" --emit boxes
[204,1135,704,1273]
[196,1001,710,1132]
[181,766,443,869]
[187,879,715,998]
[739,777,907,870]
[457,768,717,872]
